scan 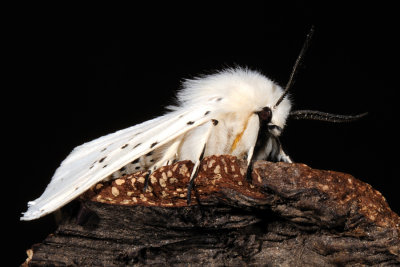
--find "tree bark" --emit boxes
[23,155,400,266]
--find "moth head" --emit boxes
[256,92,290,137]
[256,106,283,136]
[255,82,291,136]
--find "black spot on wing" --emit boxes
[208,97,223,102]
[99,157,107,163]
[204,111,210,116]
[135,166,141,170]
[90,160,97,169]
[101,148,107,152]
[119,167,126,172]
[131,158,139,164]
[103,165,108,168]
[146,151,153,157]
[212,119,219,126]
[187,121,194,125]
[150,142,158,148]
[121,144,129,149]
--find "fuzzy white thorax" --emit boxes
[173,67,291,129]
[171,67,292,161]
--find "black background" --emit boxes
[9,2,398,265]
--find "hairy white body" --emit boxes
[21,67,292,220]
[176,69,291,160]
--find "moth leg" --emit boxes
[273,136,292,163]
[187,144,206,203]
[277,148,292,163]
[187,121,215,204]
[143,170,152,192]
[242,114,260,182]
[143,138,182,191]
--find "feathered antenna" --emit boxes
[290,110,368,122]
[273,26,315,109]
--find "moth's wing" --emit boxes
[21,106,215,220]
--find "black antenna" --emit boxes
[273,26,314,109]
[290,110,368,122]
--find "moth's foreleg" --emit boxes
[186,120,216,204]
[262,136,292,163]
[277,149,292,163]
[272,136,292,163]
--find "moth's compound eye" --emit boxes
[258,107,272,123]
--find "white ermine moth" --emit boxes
[21,28,366,221]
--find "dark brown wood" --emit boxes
[24,155,400,266]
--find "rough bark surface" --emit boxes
[23,155,400,266]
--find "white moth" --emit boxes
[21,29,365,221]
